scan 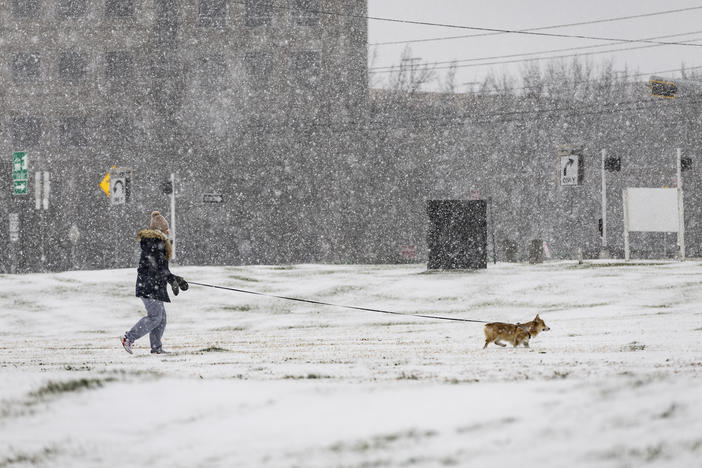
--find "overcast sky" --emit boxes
[367,0,702,91]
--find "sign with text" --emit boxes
[108,168,131,205]
[203,193,223,203]
[558,145,584,186]
[12,152,28,195]
[560,154,582,186]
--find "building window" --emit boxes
[57,0,87,17]
[104,113,133,146]
[12,117,42,149]
[59,117,88,147]
[291,0,318,26]
[244,52,272,88]
[12,53,41,83]
[245,0,272,26]
[198,0,226,27]
[12,0,40,18]
[105,0,134,17]
[293,51,320,87]
[58,51,87,84]
[105,51,134,85]
[199,54,227,90]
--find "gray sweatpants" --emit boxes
[126,298,167,351]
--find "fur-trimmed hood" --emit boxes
[137,229,172,260]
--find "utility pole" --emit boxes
[170,172,176,261]
[677,148,685,260]
[599,149,609,258]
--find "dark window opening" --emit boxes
[105,51,134,85]
[60,117,88,147]
[12,117,42,148]
[104,113,133,146]
[244,52,273,88]
[291,0,319,26]
[57,0,87,17]
[198,0,226,27]
[105,0,134,17]
[245,0,272,26]
[58,51,87,84]
[293,51,320,87]
[12,0,40,18]
[200,54,228,90]
[12,53,41,83]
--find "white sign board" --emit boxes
[625,188,679,232]
[110,176,126,205]
[109,167,131,206]
[623,187,684,261]
[560,155,580,186]
[9,213,19,242]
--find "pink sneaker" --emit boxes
[121,335,133,354]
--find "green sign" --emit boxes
[13,180,28,195]
[12,152,28,195]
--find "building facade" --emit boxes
[1,0,368,272]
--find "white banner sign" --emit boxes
[625,188,679,232]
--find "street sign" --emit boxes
[9,213,19,242]
[558,145,584,186]
[109,167,131,206]
[110,175,126,205]
[560,155,580,186]
[13,180,28,195]
[12,152,28,181]
[650,78,677,99]
[12,152,28,195]
[100,172,110,196]
[203,193,223,203]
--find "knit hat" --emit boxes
[149,211,169,233]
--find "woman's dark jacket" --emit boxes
[135,229,175,303]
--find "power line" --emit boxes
[369,5,702,47]
[369,30,702,72]
[227,1,702,48]
[370,37,702,74]
[362,15,702,48]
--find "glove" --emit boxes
[175,276,189,291]
[169,276,180,296]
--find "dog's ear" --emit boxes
[535,314,540,319]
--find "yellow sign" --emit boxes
[100,172,110,197]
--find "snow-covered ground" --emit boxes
[1,261,702,467]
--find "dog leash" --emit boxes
[189,281,490,324]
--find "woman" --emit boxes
[122,211,188,354]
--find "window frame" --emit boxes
[57,50,88,85]
[244,0,272,27]
[11,52,41,83]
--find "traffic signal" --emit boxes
[681,156,693,172]
[161,180,173,195]
[650,79,677,99]
[604,156,621,172]
[598,218,603,236]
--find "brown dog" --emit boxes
[483,314,550,349]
